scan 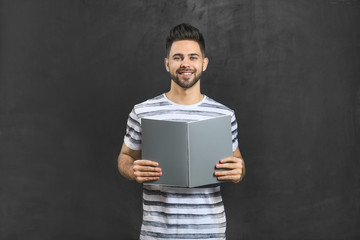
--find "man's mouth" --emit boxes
[177,69,194,78]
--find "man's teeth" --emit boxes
[181,72,192,75]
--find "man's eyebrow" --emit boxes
[171,53,200,57]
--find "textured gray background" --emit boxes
[1,0,359,239]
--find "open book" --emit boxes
[141,115,233,187]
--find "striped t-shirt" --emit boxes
[124,93,239,240]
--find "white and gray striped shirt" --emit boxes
[124,94,239,240]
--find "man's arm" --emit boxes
[118,143,162,183]
[214,147,245,183]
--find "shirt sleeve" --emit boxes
[123,108,142,151]
[231,111,239,152]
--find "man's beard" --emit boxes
[170,68,203,89]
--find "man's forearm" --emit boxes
[118,153,136,181]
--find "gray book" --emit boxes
[141,115,233,188]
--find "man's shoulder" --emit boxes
[133,94,166,109]
[202,95,234,114]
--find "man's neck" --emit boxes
[165,80,204,105]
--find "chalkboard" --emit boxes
[1,0,359,239]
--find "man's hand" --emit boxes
[133,160,162,183]
[118,143,162,183]
[214,147,245,183]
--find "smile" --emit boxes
[181,72,193,76]
[178,70,194,77]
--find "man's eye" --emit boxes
[190,57,198,60]
[173,57,181,60]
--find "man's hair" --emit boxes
[166,23,205,57]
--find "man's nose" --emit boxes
[180,58,191,68]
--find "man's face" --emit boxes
[165,40,208,89]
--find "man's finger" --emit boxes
[136,176,160,183]
[134,160,159,167]
[219,157,240,163]
[217,175,242,183]
[216,163,237,169]
[133,165,161,172]
[217,175,236,180]
[214,169,240,177]
[134,171,162,177]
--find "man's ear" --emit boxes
[164,58,169,72]
[202,57,209,71]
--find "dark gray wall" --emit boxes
[1,0,359,239]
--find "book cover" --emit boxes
[141,115,233,187]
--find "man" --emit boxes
[118,23,245,240]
